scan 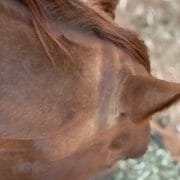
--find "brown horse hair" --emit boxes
[22,0,150,72]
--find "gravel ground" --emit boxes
[116,0,180,132]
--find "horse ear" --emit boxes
[88,0,119,19]
[121,75,180,122]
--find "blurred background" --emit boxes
[94,0,180,179]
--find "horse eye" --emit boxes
[119,112,128,118]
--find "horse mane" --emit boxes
[22,0,150,72]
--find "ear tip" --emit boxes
[88,0,119,19]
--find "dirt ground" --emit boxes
[116,0,180,132]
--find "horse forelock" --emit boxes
[22,0,150,72]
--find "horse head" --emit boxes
[0,0,179,179]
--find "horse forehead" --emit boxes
[51,17,148,78]
[62,28,120,83]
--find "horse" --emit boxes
[0,0,179,179]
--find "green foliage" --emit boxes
[113,142,180,180]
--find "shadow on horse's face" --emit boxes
[0,0,180,179]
